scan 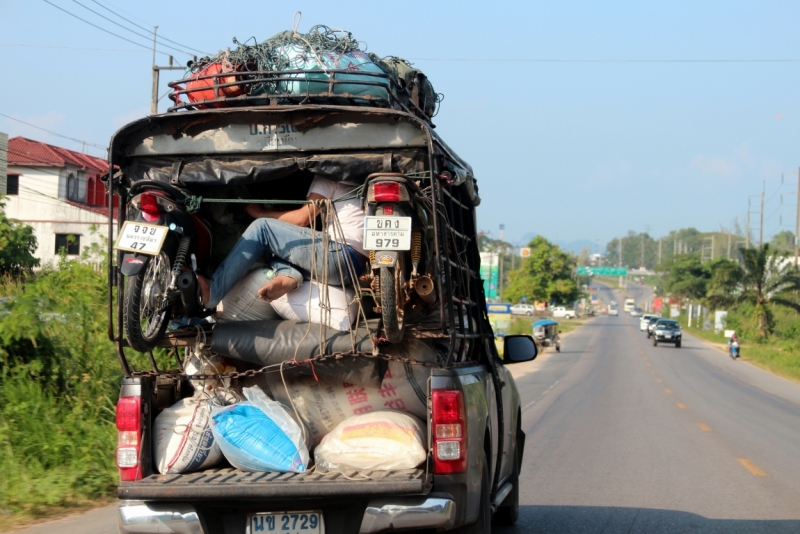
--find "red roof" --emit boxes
[7,137,107,173]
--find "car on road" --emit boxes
[552,306,577,319]
[511,303,536,316]
[608,305,619,316]
[630,307,643,317]
[653,319,682,347]
[639,314,656,331]
[645,316,661,337]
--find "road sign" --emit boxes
[577,266,628,276]
[520,247,531,258]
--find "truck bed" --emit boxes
[119,467,431,500]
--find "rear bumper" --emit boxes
[118,495,456,534]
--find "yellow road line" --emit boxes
[651,370,656,374]
[665,388,673,394]
[657,378,663,383]
[677,403,687,409]
[738,458,768,477]
[697,423,712,432]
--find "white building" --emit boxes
[5,137,116,266]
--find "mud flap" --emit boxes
[120,253,149,275]
[371,250,398,269]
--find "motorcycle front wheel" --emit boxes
[380,255,407,344]
[123,251,173,352]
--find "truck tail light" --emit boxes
[432,389,467,474]
[116,396,142,481]
[139,193,161,222]
[373,182,401,203]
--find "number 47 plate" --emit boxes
[363,216,412,250]
[113,221,169,255]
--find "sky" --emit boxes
[2,0,799,250]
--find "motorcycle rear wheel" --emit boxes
[380,256,406,343]
[123,251,172,353]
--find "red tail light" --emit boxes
[139,193,161,222]
[432,389,467,474]
[116,396,142,481]
[373,182,401,203]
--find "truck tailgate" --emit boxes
[119,467,431,500]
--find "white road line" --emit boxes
[523,378,562,412]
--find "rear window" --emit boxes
[657,320,678,328]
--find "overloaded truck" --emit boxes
[106,25,537,534]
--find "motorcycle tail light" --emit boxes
[373,182,401,203]
[139,193,161,222]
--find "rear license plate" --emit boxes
[113,221,168,255]
[248,511,323,533]
[363,216,412,250]
[664,334,672,338]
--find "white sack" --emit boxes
[154,397,223,475]
[314,411,427,472]
[184,345,235,395]
[216,266,280,322]
[271,281,358,331]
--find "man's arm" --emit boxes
[245,193,327,227]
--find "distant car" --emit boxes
[510,303,536,316]
[631,307,643,317]
[552,306,577,319]
[640,314,656,331]
[646,316,661,337]
[653,319,682,347]
[608,306,619,316]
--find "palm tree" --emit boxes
[710,244,800,337]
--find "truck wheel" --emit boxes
[450,452,491,533]
[123,251,172,353]
[493,435,521,526]
[676,341,681,348]
[380,256,406,343]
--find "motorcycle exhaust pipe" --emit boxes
[414,275,436,305]
[177,271,200,318]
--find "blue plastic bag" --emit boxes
[211,386,309,472]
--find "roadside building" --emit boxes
[5,136,115,266]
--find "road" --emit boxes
[14,283,800,533]
[499,284,800,533]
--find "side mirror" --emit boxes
[503,335,538,363]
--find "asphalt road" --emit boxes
[499,284,800,533]
[14,283,800,533]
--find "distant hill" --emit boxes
[515,233,597,256]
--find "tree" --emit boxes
[710,244,800,338]
[504,236,579,305]
[770,230,795,253]
[0,199,39,276]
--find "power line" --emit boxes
[89,0,209,55]
[410,57,800,63]
[0,112,106,151]
[42,0,170,57]
[70,0,196,57]
[0,42,144,52]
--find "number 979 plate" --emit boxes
[113,221,169,255]
[363,216,412,250]
[248,511,323,533]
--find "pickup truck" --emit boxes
[108,52,537,534]
[551,306,577,319]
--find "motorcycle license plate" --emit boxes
[113,221,169,255]
[363,216,412,250]
[248,511,323,534]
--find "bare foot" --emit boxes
[257,275,297,301]
[196,274,211,307]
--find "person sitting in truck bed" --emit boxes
[196,176,366,308]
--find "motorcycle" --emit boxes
[117,181,212,352]
[363,173,429,343]
[729,341,740,359]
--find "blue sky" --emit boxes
[2,0,799,249]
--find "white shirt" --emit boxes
[308,176,365,256]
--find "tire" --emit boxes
[675,341,681,348]
[123,251,172,353]
[380,256,406,343]
[653,338,658,347]
[647,332,651,339]
[493,435,521,526]
[450,451,491,533]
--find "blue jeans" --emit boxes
[208,218,361,308]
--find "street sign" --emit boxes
[520,247,531,258]
[577,266,628,276]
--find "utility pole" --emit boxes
[745,209,750,249]
[727,231,732,260]
[759,182,765,248]
[641,225,650,269]
[711,235,715,261]
[795,168,800,267]
[658,238,662,265]
[151,26,187,115]
[498,224,505,300]
[618,237,622,267]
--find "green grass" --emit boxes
[508,315,590,336]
